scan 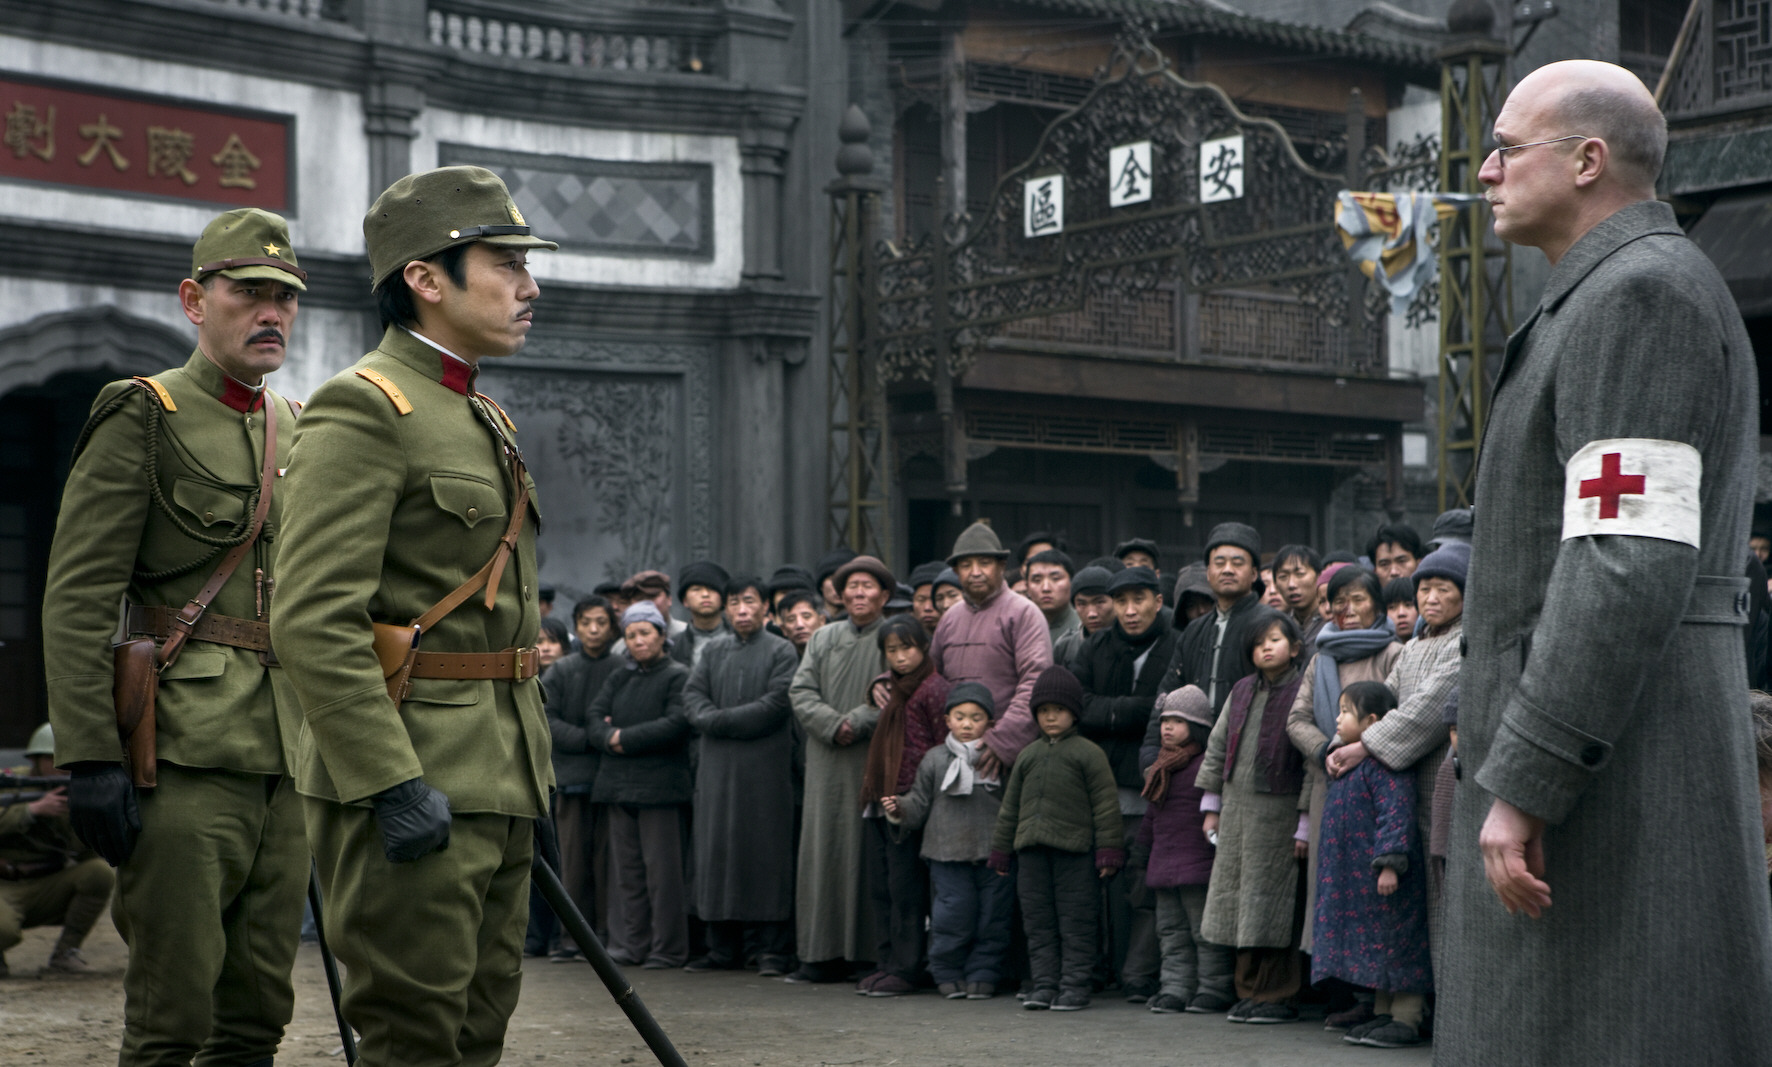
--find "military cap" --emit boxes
[192,207,307,291]
[364,166,558,290]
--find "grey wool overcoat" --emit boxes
[1440,201,1772,1065]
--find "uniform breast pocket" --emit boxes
[172,478,247,529]
[429,473,507,529]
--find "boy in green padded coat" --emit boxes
[271,166,556,1066]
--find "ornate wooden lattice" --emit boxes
[871,38,1390,387]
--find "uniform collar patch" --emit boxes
[218,376,266,413]
[440,355,475,396]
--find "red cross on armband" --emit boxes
[1562,438,1702,548]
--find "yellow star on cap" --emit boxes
[263,242,282,257]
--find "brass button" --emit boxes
[203,511,215,523]
[523,584,531,599]
[466,507,479,521]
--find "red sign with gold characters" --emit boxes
[0,74,291,210]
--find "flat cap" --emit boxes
[1107,565,1162,595]
[1071,565,1115,598]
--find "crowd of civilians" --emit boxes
[523,513,1772,1050]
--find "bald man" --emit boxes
[1442,60,1772,1064]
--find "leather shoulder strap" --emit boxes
[477,392,516,433]
[355,368,413,415]
[157,400,278,669]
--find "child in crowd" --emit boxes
[989,666,1123,1012]
[883,682,1010,1000]
[857,614,950,997]
[1196,608,1309,1024]
[537,614,570,670]
[1138,686,1235,1015]
[589,602,693,968]
[1311,680,1431,1049]
[1381,578,1418,643]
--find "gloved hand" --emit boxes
[68,763,141,867]
[371,778,451,863]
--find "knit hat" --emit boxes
[1086,556,1127,573]
[1412,540,1471,592]
[677,559,731,601]
[907,561,946,590]
[1159,685,1213,728]
[767,565,815,596]
[620,601,669,633]
[1071,565,1115,598]
[945,681,996,717]
[1203,522,1260,564]
[621,569,671,599]
[1106,565,1161,595]
[815,548,858,588]
[933,567,961,592]
[1114,538,1161,568]
[1427,508,1474,550]
[832,554,895,593]
[1029,665,1084,717]
[1317,561,1352,588]
[946,521,1011,566]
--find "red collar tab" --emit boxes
[218,378,265,413]
[440,356,475,396]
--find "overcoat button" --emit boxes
[1579,742,1605,767]
[467,507,479,521]
[1459,635,1468,657]
[204,511,215,523]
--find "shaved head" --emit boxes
[1516,60,1665,192]
[1483,61,1666,262]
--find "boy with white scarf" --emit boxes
[882,682,1010,998]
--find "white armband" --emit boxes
[1562,438,1701,548]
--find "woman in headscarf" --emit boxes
[1285,565,1402,956]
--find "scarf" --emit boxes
[860,657,934,807]
[1140,738,1203,805]
[1311,618,1398,739]
[938,733,998,796]
[1096,614,1169,696]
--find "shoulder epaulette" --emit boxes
[477,393,517,433]
[355,368,413,415]
[131,376,176,412]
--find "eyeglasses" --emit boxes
[1490,134,1590,172]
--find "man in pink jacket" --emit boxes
[930,522,1054,777]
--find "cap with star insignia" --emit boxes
[364,165,559,290]
[191,207,308,291]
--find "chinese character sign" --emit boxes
[1198,135,1244,204]
[1107,141,1152,208]
[0,76,289,209]
[1023,174,1064,238]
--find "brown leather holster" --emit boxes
[374,440,534,712]
[112,393,278,789]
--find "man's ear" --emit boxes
[402,259,447,309]
[178,278,207,327]
[1573,137,1611,188]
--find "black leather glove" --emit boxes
[371,778,451,863]
[68,763,141,867]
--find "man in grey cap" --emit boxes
[272,165,557,1065]
[929,522,1053,776]
[1144,523,1264,764]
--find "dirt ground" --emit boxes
[3,922,1434,1066]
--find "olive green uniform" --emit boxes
[0,780,113,967]
[42,351,305,1066]
[272,325,550,1067]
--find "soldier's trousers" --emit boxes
[114,765,307,1067]
[305,801,531,1067]
[0,856,113,953]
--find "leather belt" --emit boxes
[406,647,540,682]
[1682,575,1750,626]
[0,858,66,881]
[127,605,272,652]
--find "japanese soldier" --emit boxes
[43,207,307,1065]
[270,166,555,1065]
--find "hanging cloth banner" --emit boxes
[1334,191,1483,315]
